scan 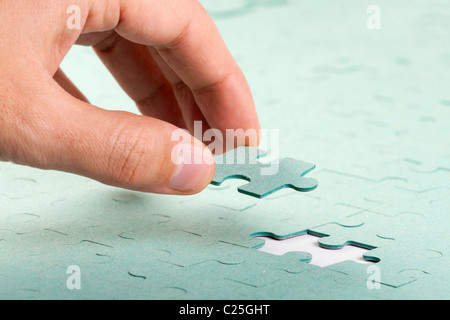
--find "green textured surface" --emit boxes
[1,0,449,299]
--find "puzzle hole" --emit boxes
[255,233,375,268]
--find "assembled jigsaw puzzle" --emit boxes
[0,0,449,300]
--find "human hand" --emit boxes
[0,0,260,195]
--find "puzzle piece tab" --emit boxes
[211,147,318,198]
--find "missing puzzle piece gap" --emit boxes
[255,232,374,268]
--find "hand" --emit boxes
[0,0,260,195]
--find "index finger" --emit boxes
[114,0,261,147]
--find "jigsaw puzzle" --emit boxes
[0,0,449,300]
[211,147,319,198]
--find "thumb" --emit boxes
[8,81,215,195]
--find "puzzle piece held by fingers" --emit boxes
[211,147,318,198]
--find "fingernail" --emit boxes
[170,143,215,192]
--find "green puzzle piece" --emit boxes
[211,147,319,198]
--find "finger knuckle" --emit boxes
[0,83,26,162]
[108,124,153,187]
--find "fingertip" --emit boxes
[168,142,216,194]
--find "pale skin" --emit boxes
[0,0,260,195]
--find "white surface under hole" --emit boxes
[256,234,374,268]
